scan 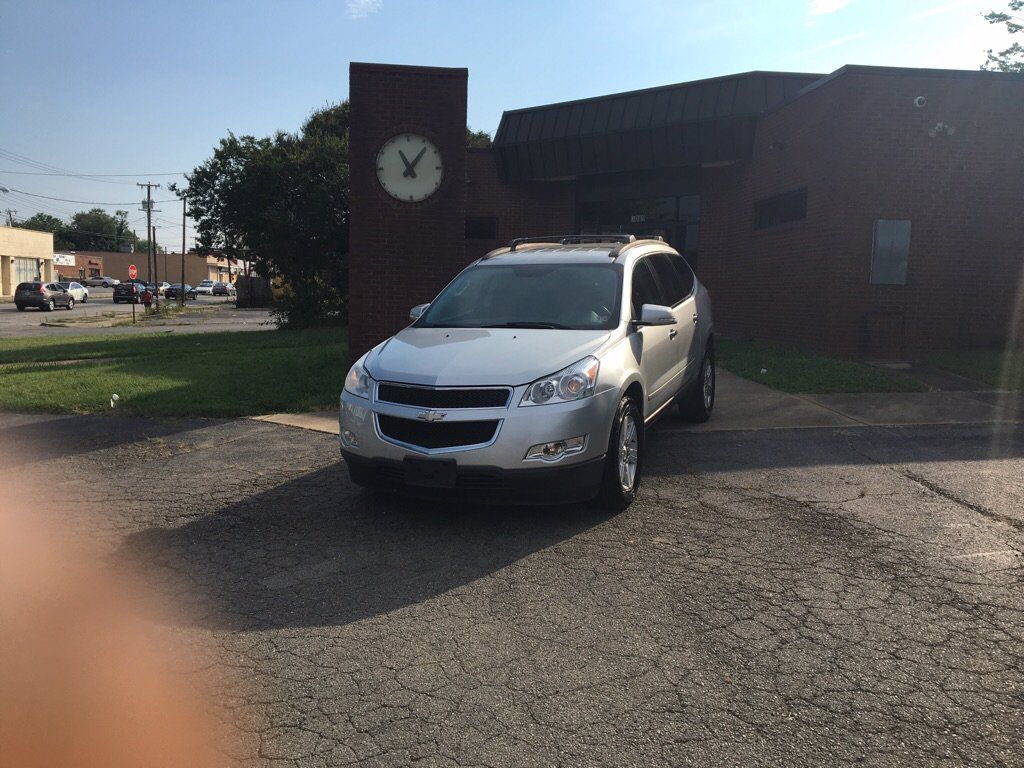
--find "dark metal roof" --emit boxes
[493,71,823,181]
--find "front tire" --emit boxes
[679,342,715,423]
[598,394,644,510]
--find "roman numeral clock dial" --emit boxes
[375,134,443,202]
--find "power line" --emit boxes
[0,147,136,185]
[1,187,178,206]
[0,169,185,177]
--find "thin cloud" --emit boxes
[905,0,973,22]
[347,0,382,19]
[809,0,852,15]
[808,30,867,51]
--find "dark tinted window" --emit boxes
[647,254,686,305]
[631,259,662,317]
[754,188,807,229]
[57,282,70,289]
[669,255,695,297]
[465,216,498,239]
[16,282,38,291]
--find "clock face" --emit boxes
[376,134,443,202]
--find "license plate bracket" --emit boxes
[403,456,457,488]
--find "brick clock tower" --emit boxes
[348,62,468,360]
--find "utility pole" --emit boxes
[180,197,187,306]
[4,209,17,226]
[137,182,161,283]
[151,225,160,311]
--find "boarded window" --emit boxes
[754,188,807,229]
[465,216,498,240]
[870,219,911,285]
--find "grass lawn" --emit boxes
[930,349,1024,390]
[716,339,927,394]
[0,328,347,417]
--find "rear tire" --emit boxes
[66,298,75,310]
[16,304,25,312]
[46,299,55,312]
[597,393,643,510]
[679,341,715,423]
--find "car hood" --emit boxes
[365,327,610,386]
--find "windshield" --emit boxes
[417,262,621,330]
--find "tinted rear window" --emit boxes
[16,283,40,291]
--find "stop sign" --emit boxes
[128,264,137,280]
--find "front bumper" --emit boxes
[339,383,618,504]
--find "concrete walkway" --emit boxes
[254,370,1024,436]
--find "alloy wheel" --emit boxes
[703,356,714,410]
[618,412,639,491]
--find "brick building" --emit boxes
[348,63,1024,360]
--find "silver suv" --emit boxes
[339,234,715,509]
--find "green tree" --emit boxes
[14,213,74,250]
[174,103,350,325]
[467,128,493,148]
[983,1,1024,72]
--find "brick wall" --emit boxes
[464,149,576,260]
[348,63,469,360]
[700,68,1024,358]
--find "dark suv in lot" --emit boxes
[14,282,75,311]
[112,280,147,304]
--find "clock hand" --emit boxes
[398,149,416,178]
[409,146,428,170]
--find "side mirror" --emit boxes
[638,304,677,326]
[409,303,430,321]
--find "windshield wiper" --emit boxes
[484,321,569,330]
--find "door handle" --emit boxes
[692,313,699,324]
[669,328,678,339]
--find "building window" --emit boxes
[870,219,911,285]
[465,216,498,240]
[754,188,807,229]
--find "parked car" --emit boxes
[339,234,715,510]
[149,281,171,296]
[165,283,197,300]
[194,279,216,296]
[84,275,120,287]
[211,281,236,296]
[14,281,76,311]
[112,281,145,304]
[57,281,89,303]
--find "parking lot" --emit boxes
[0,288,272,337]
[6,408,1023,767]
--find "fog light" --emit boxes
[341,428,360,448]
[525,435,586,462]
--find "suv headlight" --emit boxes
[344,361,373,399]
[520,356,600,406]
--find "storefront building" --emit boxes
[0,226,54,296]
[348,63,1023,360]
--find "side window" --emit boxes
[631,260,663,318]
[647,254,686,306]
[668,255,695,299]
[870,219,911,285]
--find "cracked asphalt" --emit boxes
[5,411,1024,766]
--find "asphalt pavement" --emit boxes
[5,409,1023,767]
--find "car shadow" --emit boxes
[114,461,615,632]
[0,414,212,469]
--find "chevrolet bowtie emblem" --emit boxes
[416,410,447,423]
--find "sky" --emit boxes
[0,0,1014,249]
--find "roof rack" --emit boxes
[507,234,635,252]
